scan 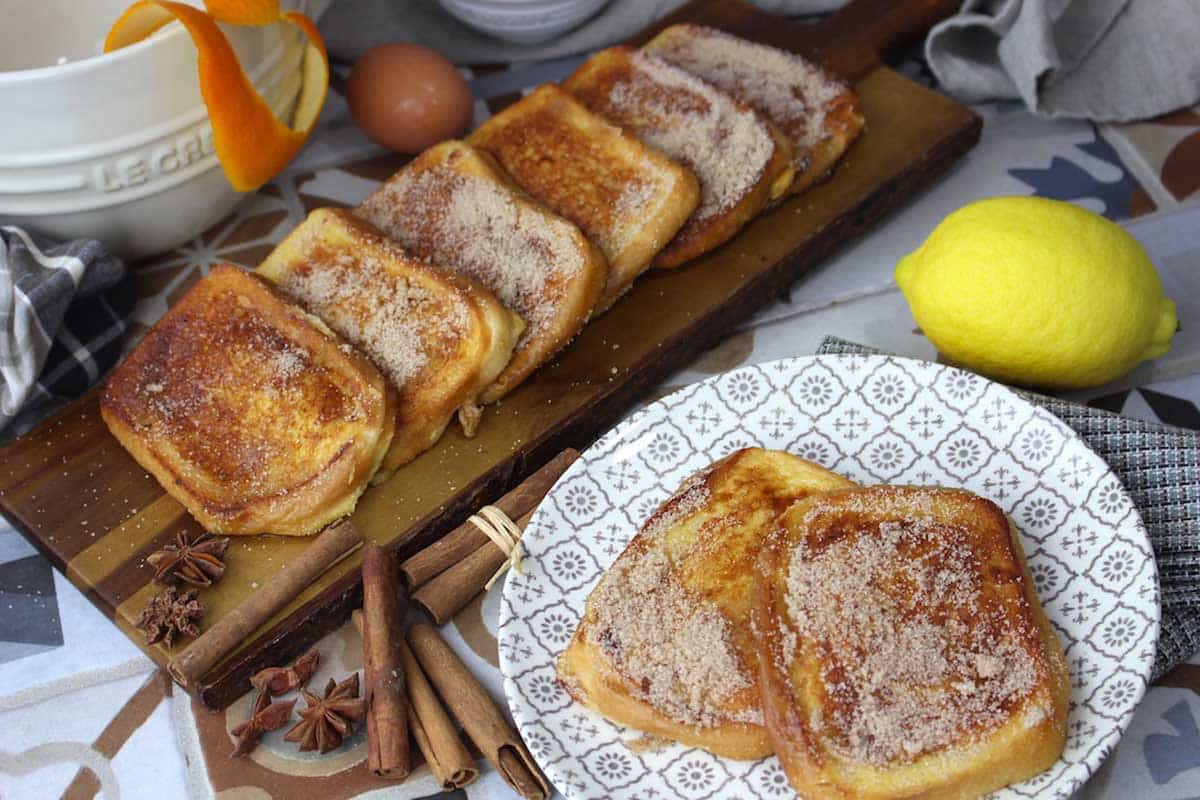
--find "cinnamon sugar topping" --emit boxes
[639,472,710,541]
[271,348,306,381]
[469,86,680,265]
[587,543,761,729]
[272,230,469,390]
[585,475,765,728]
[104,267,380,500]
[599,51,773,222]
[783,517,1041,765]
[359,161,584,348]
[649,25,848,158]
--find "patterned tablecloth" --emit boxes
[1,45,1200,800]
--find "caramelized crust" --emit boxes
[558,448,856,759]
[645,24,865,196]
[257,209,523,472]
[469,84,699,307]
[755,486,1069,799]
[564,46,794,268]
[357,140,608,402]
[100,264,396,536]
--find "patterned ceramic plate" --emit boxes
[499,355,1159,800]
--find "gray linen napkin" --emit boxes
[817,336,1200,681]
[926,0,1200,122]
[0,226,134,438]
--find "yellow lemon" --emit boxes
[895,197,1177,389]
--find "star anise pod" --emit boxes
[231,693,296,757]
[250,650,320,695]
[136,586,204,648]
[147,531,230,587]
[284,673,366,753]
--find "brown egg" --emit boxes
[346,44,473,154]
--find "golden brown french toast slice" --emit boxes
[257,209,523,472]
[100,264,397,536]
[468,83,699,307]
[558,448,855,759]
[356,140,608,402]
[645,24,865,197]
[755,486,1069,799]
[564,46,795,268]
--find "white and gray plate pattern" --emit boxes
[499,354,1160,800]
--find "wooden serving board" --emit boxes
[0,0,980,709]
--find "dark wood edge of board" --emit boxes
[0,386,110,606]
[194,102,984,710]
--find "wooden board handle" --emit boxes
[633,0,962,80]
[815,0,963,77]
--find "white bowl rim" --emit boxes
[0,31,300,169]
[0,0,306,86]
[0,19,191,86]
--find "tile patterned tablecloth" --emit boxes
[1,48,1199,800]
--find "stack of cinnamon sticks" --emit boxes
[196,451,574,791]
[355,451,578,796]
[401,449,580,624]
[358,546,550,798]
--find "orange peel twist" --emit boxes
[105,0,329,192]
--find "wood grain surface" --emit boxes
[0,0,981,709]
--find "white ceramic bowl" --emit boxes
[0,0,308,258]
[438,0,611,45]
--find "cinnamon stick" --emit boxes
[361,545,410,779]
[352,611,477,789]
[407,623,549,800]
[399,449,579,590]
[169,520,362,688]
[404,647,478,789]
[413,510,533,625]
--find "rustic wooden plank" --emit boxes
[0,0,981,709]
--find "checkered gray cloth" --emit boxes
[0,226,134,440]
[817,337,1200,681]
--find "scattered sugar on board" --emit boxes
[650,26,847,154]
[360,162,584,347]
[784,516,1040,766]
[604,51,773,221]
